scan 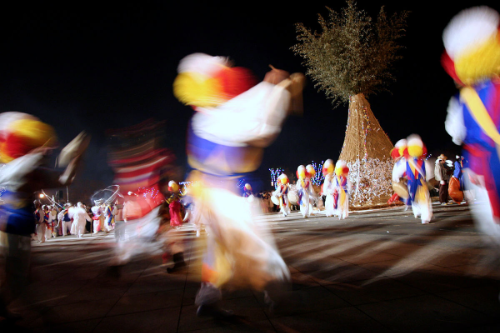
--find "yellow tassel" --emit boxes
[10,119,57,148]
[455,34,500,85]
[408,145,423,158]
[173,72,225,108]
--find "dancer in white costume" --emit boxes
[322,159,335,217]
[71,202,92,238]
[274,174,291,217]
[390,139,411,209]
[394,135,432,224]
[57,203,73,236]
[306,164,318,215]
[332,160,351,219]
[91,200,104,234]
[296,165,315,218]
[173,53,304,317]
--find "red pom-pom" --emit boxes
[213,67,257,100]
[3,132,34,160]
[390,148,401,160]
[441,51,464,86]
[402,147,410,159]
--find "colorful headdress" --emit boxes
[335,160,349,176]
[390,139,407,160]
[306,164,315,178]
[406,134,426,158]
[173,53,257,108]
[322,159,334,175]
[168,180,179,192]
[278,173,289,185]
[0,112,57,163]
[442,7,500,85]
[296,165,306,179]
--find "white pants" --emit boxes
[72,219,86,238]
[325,194,335,217]
[61,221,72,236]
[93,219,101,233]
[93,217,104,233]
[300,193,310,218]
[37,223,47,242]
[45,224,53,240]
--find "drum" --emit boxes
[271,194,279,205]
[288,189,299,205]
[392,180,409,200]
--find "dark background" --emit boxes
[0,0,493,200]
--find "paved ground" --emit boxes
[1,203,500,332]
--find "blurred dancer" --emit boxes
[296,165,313,218]
[43,205,53,241]
[71,202,92,238]
[173,53,304,317]
[397,135,432,224]
[242,183,253,199]
[57,203,73,236]
[333,160,350,219]
[0,112,89,319]
[104,202,115,232]
[167,180,183,228]
[443,6,500,241]
[91,199,104,234]
[274,173,291,217]
[322,159,335,217]
[389,139,411,208]
[106,121,172,274]
[48,205,58,238]
[306,165,317,215]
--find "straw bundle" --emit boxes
[338,94,394,206]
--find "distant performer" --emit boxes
[322,159,335,217]
[274,173,291,217]
[333,160,350,219]
[396,134,432,224]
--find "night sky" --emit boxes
[1,1,496,199]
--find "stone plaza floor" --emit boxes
[1,203,500,332]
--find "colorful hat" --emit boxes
[335,160,349,176]
[0,112,57,163]
[391,139,407,160]
[278,173,289,185]
[173,53,256,108]
[296,165,306,179]
[168,180,179,192]
[322,159,334,175]
[442,7,500,85]
[407,134,425,158]
[306,164,316,178]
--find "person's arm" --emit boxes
[25,132,90,191]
